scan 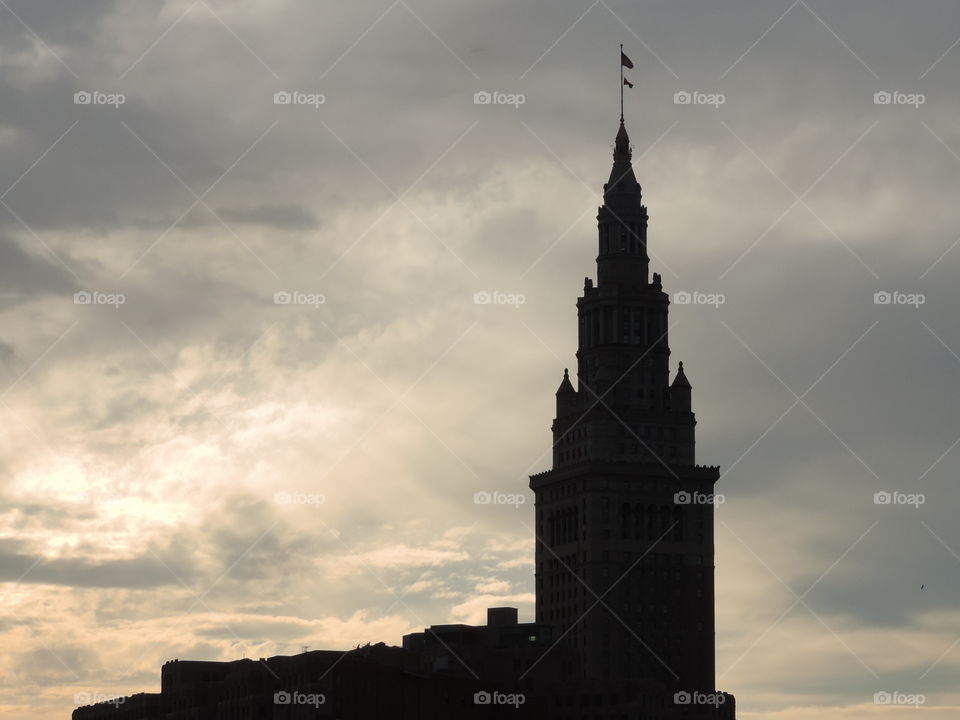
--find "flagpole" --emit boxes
[620,43,624,122]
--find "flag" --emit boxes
[623,77,634,88]
[621,52,634,69]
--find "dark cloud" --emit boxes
[217,204,318,230]
[0,495,313,591]
[0,549,186,589]
[0,233,75,301]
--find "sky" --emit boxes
[1,0,959,717]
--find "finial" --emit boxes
[563,368,569,377]
[678,361,683,371]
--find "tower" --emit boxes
[530,120,728,713]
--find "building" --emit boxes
[526,118,735,718]
[403,607,571,700]
[73,117,737,720]
[74,643,496,719]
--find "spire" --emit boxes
[614,120,631,162]
[672,361,691,388]
[604,121,639,198]
[556,368,576,394]
[596,118,649,288]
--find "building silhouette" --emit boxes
[527,118,733,717]
[74,644,511,719]
[74,119,736,720]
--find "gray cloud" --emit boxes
[0,233,75,301]
[217,203,318,230]
[0,547,186,589]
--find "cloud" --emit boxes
[449,593,536,625]
[332,544,470,571]
[1,1,959,718]
[0,234,76,304]
[217,203,318,230]
[0,550,186,589]
[474,578,511,593]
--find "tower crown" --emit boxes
[565,120,693,463]
[604,120,639,198]
[596,120,649,287]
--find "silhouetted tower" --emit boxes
[530,120,721,698]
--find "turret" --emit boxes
[555,368,578,417]
[671,361,692,412]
